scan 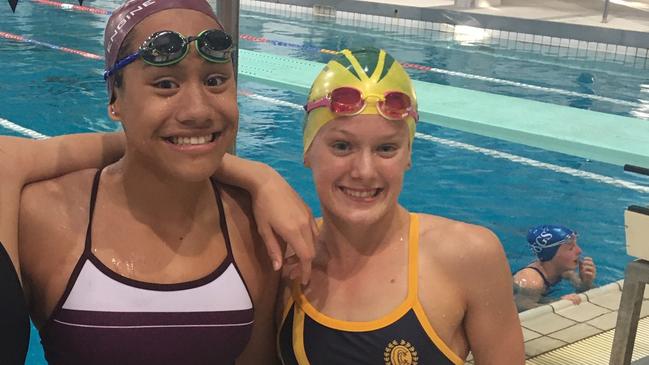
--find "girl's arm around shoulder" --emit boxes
[420,215,525,364]
[0,133,124,185]
[214,154,315,284]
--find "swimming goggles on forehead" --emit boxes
[103,29,233,81]
[304,87,419,122]
[530,231,578,253]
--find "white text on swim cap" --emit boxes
[107,0,157,55]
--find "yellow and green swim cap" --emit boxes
[303,47,418,153]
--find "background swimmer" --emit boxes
[514,224,597,310]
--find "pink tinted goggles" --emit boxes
[304,87,418,121]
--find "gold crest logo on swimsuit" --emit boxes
[384,339,419,365]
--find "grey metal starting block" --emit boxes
[610,165,649,365]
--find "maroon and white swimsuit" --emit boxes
[40,170,254,365]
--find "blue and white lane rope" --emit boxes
[2,92,647,194]
[241,92,649,194]
[0,118,49,139]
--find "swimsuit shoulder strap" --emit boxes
[524,266,553,289]
[83,168,103,254]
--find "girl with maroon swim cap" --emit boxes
[16,1,315,364]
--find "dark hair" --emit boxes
[109,32,135,104]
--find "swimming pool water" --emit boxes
[238,11,649,120]
[1,1,649,362]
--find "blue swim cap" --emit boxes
[527,225,577,262]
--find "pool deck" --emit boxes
[466,282,649,364]
[350,0,649,34]
[264,0,649,48]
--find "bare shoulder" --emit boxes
[21,168,97,221]
[513,267,545,291]
[218,183,253,218]
[217,183,256,245]
[20,169,98,254]
[418,213,504,270]
[216,183,270,270]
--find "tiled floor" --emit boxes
[520,281,649,360]
[521,281,649,365]
[463,281,649,364]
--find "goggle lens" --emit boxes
[141,29,232,66]
[103,29,233,80]
[140,31,187,64]
[330,87,364,114]
[324,87,413,120]
[197,30,233,62]
[380,92,411,119]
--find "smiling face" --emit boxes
[109,9,237,182]
[304,114,411,226]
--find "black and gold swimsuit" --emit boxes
[277,214,463,365]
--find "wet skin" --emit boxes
[20,9,279,364]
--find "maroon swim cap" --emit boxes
[104,0,222,100]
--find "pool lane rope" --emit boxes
[0,32,102,60]
[31,0,110,15]
[1,30,648,193]
[0,118,49,139]
[239,35,642,108]
[3,99,648,194]
[19,0,645,109]
[237,94,649,194]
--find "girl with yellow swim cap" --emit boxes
[278,47,524,365]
